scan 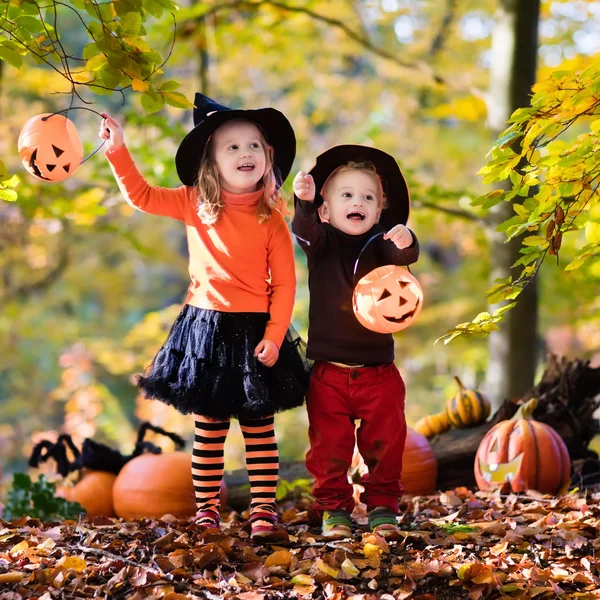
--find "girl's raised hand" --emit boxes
[384,224,413,249]
[100,113,125,151]
[293,171,316,202]
[254,339,279,368]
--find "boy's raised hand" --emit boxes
[100,113,125,152]
[293,171,316,202]
[384,224,413,249]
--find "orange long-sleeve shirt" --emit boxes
[106,145,296,348]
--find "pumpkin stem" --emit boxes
[512,397,538,421]
[454,375,466,392]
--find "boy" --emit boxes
[292,145,419,539]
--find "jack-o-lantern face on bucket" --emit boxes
[352,265,423,333]
[18,114,84,182]
[474,415,570,495]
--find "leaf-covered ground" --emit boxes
[2,488,600,599]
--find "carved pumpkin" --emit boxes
[18,113,83,182]
[414,412,450,438]
[352,427,437,497]
[56,471,117,517]
[475,399,570,495]
[352,265,423,334]
[445,376,490,428]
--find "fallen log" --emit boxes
[223,354,600,510]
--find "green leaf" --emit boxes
[158,79,180,92]
[2,474,85,522]
[0,44,23,68]
[585,222,600,245]
[0,188,18,202]
[143,0,165,18]
[122,11,142,35]
[141,88,165,114]
[82,42,99,60]
[522,235,546,246]
[86,54,108,72]
[16,15,43,34]
[163,91,192,109]
[492,302,517,317]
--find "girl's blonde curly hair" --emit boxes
[194,120,285,225]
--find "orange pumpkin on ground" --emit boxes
[18,114,83,182]
[28,423,189,518]
[56,471,117,517]
[414,412,450,438]
[352,427,437,497]
[352,265,423,334]
[474,398,570,495]
[113,451,228,520]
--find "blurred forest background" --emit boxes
[1,0,599,481]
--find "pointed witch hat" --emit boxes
[175,93,296,188]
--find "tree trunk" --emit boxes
[484,0,541,410]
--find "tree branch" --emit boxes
[429,0,458,57]
[412,199,482,222]
[186,0,452,87]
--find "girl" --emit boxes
[100,93,308,542]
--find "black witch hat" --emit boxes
[300,145,411,229]
[175,93,296,188]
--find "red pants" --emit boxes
[306,361,407,514]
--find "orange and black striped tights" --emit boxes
[192,415,278,524]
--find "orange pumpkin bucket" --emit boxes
[351,231,423,334]
[353,265,423,333]
[18,107,108,183]
[18,114,84,182]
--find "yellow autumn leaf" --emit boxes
[428,96,487,122]
[316,558,339,579]
[9,540,29,555]
[363,543,383,560]
[57,555,87,572]
[264,549,292,568]
[585,222,600,245]
[341,557,360,577]
[132,77,149,92]
[0,572,26,583]
[293,584,317,597]
[291,574,314,586]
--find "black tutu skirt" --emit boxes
[137,305,310,420]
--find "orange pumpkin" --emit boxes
[352,265,423,333]
[475,399,570,495]
[113,452,228,520]
[401,427,437,495]
[18,113,83,182]
[414,412,450,438]
[56,471,117,517]
[353,427,437,497]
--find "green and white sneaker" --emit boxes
[322,510,352,539]
[368,507,402,540]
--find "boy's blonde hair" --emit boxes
[194,121,285,225]
[322,161,388,209]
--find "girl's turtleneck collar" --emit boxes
[221,187,263,206]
